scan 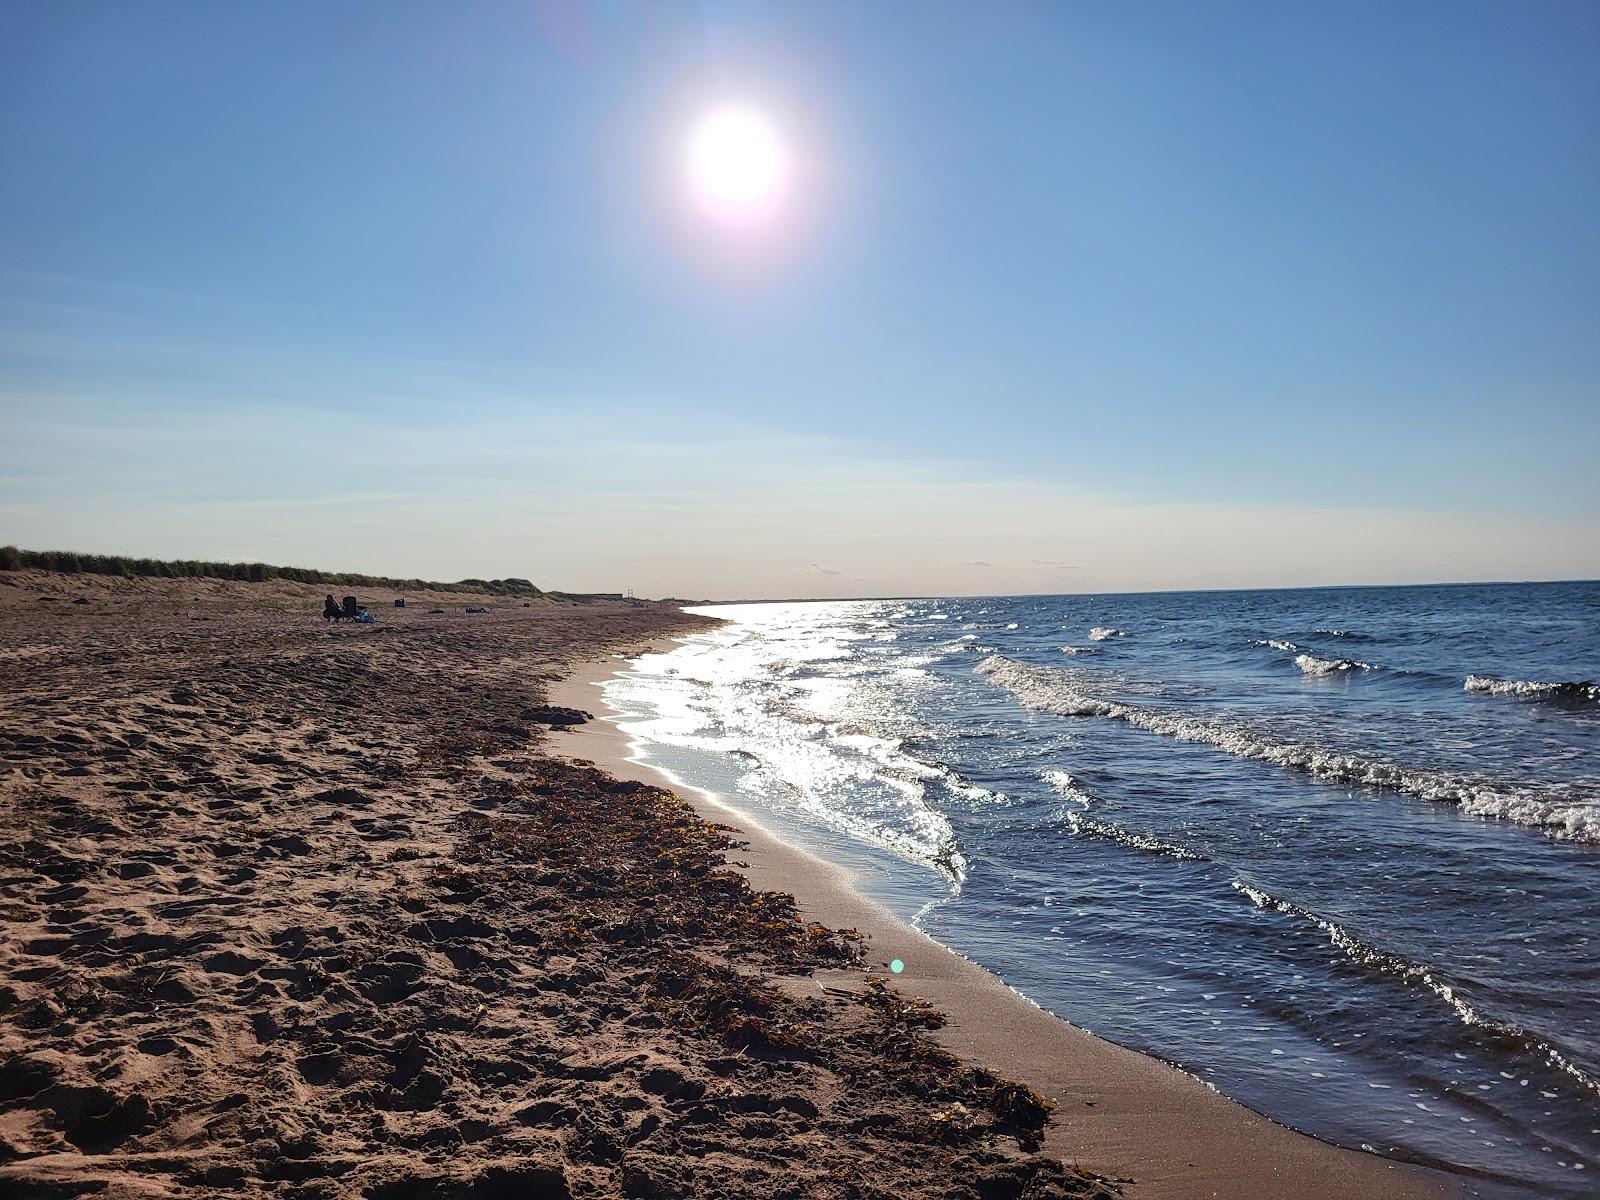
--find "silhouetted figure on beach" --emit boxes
[322,594,340,622]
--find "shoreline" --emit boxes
[552,641,1457,1200]
[0,573,1467,1198]
[0,577,1117,1198]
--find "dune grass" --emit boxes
[0,545,542,597]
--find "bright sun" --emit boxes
[684,104,793,229]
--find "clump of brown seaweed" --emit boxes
[467,758,1113,1189]
[478,759,862,967]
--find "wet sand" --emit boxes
[552,643,1456,1200]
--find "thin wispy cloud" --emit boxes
[6,406,1597,598]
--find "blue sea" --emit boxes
[601,582,1599,1197]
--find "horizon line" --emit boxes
[697,575,1600,606]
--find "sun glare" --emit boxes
[684,104,793,230]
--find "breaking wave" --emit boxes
[1088,627,1124,641]
[1058,645,1098,656]
[1232,879,1598,1096]
[976,655,1600,843]
[1295,653,1374,677]
[1044,771,1206,862]
[1041,768,1093,808]
[704,734,974,885]
[1254,639,1298,652]
[1465,676,1599,705]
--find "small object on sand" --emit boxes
[394,598,405,608]
[466,606,488,614]
[72,596,89,605]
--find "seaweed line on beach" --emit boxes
[0,574,1117,1200]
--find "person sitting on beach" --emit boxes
[322,594,341,622]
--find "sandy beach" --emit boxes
[1,572,1118,1198]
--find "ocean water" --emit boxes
[600,583,1600,1197]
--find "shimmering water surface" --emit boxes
[601,583,1600,1197]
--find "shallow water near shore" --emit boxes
[601,582,1600,1198]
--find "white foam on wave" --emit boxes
[1254,639,1298,652]
[606,609,986,885]
[1296,653,1374,677]
[1042,769,1092,806]
[976,655,1600,843]
[1058,645,1098,656]
[1044,771,1206,861]
[1232,879,1599,1096]
[1465,675,1599,704]
[1089,627,1124,641]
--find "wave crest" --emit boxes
[1232,879,1598,1095]
[1043,771,1206,861]
[976,655,1599,843]
[1295,653,1374,677]
[1042,768,1092,806]
[1088,627,1124,641]
[1465,675,1599,704]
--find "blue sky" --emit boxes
[3,1,1597,597]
